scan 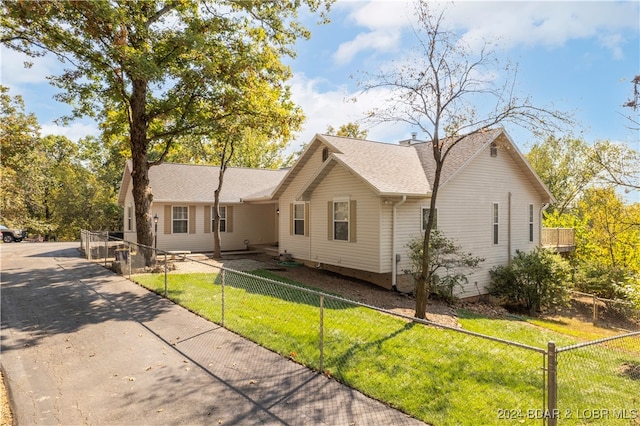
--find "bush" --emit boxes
[573,263,632,300]
[405,230,483,303]
[488,248,571,314]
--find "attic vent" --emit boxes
[490,143,498,157]
[322,147,329,162]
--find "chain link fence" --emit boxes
[80,231,639,425]
[570,290,640,326]
[551,334,640,425]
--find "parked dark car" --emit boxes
[0,225,27,243]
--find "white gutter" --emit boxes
[392,195,407,291]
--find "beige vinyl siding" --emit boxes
[309,166,382,273]
[393,199,431,275]
[152,203,277,253]
[434,140,545,296]
[278,147,327,260]
[380,202,394,272]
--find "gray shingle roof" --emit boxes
[297,129,502,197]
[321,134,432,195]
[119,127,552,205]
[146,163,287,203]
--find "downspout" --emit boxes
[508,192,512,266]
[392,195,407,291]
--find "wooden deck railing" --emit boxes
[542,228,575,252]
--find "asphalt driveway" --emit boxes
[0,242,424,425]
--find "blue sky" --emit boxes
[1,0,638,158]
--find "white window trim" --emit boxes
[173,205,189,234]
[333,197,350,241]
[529,204,534,243]
[127,205,133,231]
[492,203,499,245]
[217,206,227,233]
[293,202,305,236]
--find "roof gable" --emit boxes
[273,133,432,200]
[278,128,552,203]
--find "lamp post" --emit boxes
[153,213,158,252]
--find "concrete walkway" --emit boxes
[1,243,424,425]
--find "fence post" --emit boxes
[221,269,225,327]
[547,341,558,426]
[104,237,108,268]
[592,294,598,325]
[164,252,168,297]
[87,232,92,261]
[128,245,132,280]
[319,295,325,373]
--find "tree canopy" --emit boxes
[0,85,121,238]
[2,0,332,260]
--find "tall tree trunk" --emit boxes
[414,141,444,319]
[213,139,232,259]
[213,184,222,259]
[130,78,154,266]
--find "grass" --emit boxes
[133,271,640,426]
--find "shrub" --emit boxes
[573,263,632,300]
[405,230,483,303]
[488,248,571,314]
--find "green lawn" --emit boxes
[133,271,640,426]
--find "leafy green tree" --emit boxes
[326,122,369,139]
[526,136,600,214]
[544,188,640,308]
[2,0,331,262]
[576,187,639,273]
[405,230,483,303]
[229,128,294,169]
[489,248,571,314]
[357,2,571,318]
[0,86,44,229]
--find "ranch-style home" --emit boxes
[118,128,564,298]
[118,161,286,252]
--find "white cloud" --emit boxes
[332,1,413,65]
[331,1,638,64]
[287,72,412,152]
[334,30,402,65]
[439,1,638,58]
[40,121,99,142]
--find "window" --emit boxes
[219,206,226,232]
[529,204,534,242]
[209,206,227,232]
[172,206,188,234]
[127,205,133,231]
[333,200,349,241]
[421,207,438,231]
[490,143,498,157]
[293,203,305,235]
[493,203,499,244]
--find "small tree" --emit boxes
[405,230,483,303]
[358,2,572,318]
[488,248,571,315]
